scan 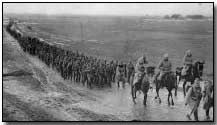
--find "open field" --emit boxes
[3,14,213,121]
[10,14,213,77]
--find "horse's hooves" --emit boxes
[172,102,174,106]
[133,100,136,104]
[143,102,146,106]
[186,114,191,120]
[155,96,158,99]
[159,99,161,104]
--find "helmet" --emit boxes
[163,53,169,59]
[186,49,191,56]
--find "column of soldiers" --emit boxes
[6,22,131,89]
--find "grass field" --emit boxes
[8,14,214,77]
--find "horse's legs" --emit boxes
[131,85,136,104]
[167,91,171,106]
[206,109,210,120]
[131,85,134,99]
[175,76,179,96]
[155,86,159,99]
[155,82,159,99]
[156,85,161,103]
[143,93,147,106]
[122,79,125,89]
[183,80,187,97]
[155,82,160,98]
[171,91,174,106]
[169,90,174,106]
[117,81,120,88]
[175,87,177,97]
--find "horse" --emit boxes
[130,71,150,106]
[193,61,205,79]
[146,66,155,78]
[130,66,155,106]
[154,71,177,106]
[176,61,205,97]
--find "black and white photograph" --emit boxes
[2,2,214,121]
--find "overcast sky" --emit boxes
[3,3,213,16]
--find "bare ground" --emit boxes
[3,27,121,121]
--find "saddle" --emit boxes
[135,72,148,87]
[182,65,193,76]
[160,72,174,87]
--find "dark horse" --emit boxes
[176,61,205,97]
[155,72,177,106]
[130,66,155,106]
[130,72,150,105]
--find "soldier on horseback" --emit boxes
[133,54,148,86]
[154,53,176,106]
[181,49,193,76]
[180,50,196,96]
[155,53,172,85]
[131,54,150,105]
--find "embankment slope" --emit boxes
[3,27,121,121]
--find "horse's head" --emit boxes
[176,67,183,76]
[194,60,205,78]
[163,72,176,83]
[146,66,155,77]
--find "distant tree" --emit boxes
[171,14,183,20]
[186,15,205,19]
[164,15,170,19]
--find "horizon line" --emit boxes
[3,12,213,17]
